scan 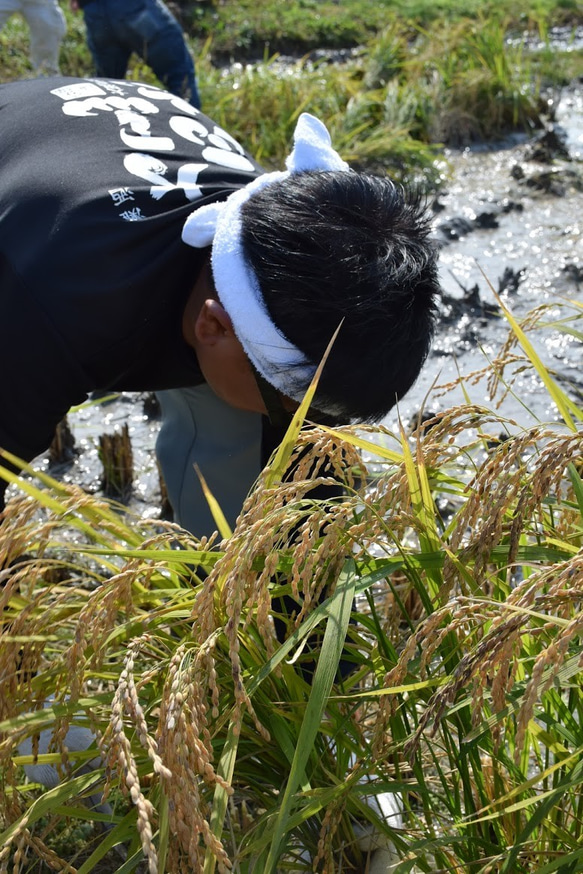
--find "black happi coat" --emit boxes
[0,76,263,488]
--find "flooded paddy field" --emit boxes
[402,83,583,430]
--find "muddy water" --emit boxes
[396,85,583,433]
[36,85,583,517]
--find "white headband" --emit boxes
[182,112,350,403]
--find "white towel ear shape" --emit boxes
[286,113,349,173]
[182,114,346,249]
[182,201,225,248]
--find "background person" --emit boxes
[0,0,66,76]
[0,75,440,538]
[70,0,201,108]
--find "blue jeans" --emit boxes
[81,0,201,108]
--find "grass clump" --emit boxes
[179,0,582,62]
[0,300,582,872]
[392,17,552,145]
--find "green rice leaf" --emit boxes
[194,463,233,540]
[265,322,342,488]
[263,558,357,872]
[490,289,583,428]
[0,772,114,848]
[567,462,583,518]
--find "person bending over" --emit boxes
[0,75,440,537]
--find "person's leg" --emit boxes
[113,0,200,108]
[19,0,66,75]
[155,384,263,539]
[82,0,132,80]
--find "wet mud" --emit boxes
[402,84,583,431]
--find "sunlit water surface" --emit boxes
[396,85,582,432]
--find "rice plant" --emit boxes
[0,300,581,873]
[373,16,551,146]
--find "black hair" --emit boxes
[239,170,441,424]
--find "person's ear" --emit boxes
[194,299,234,346]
